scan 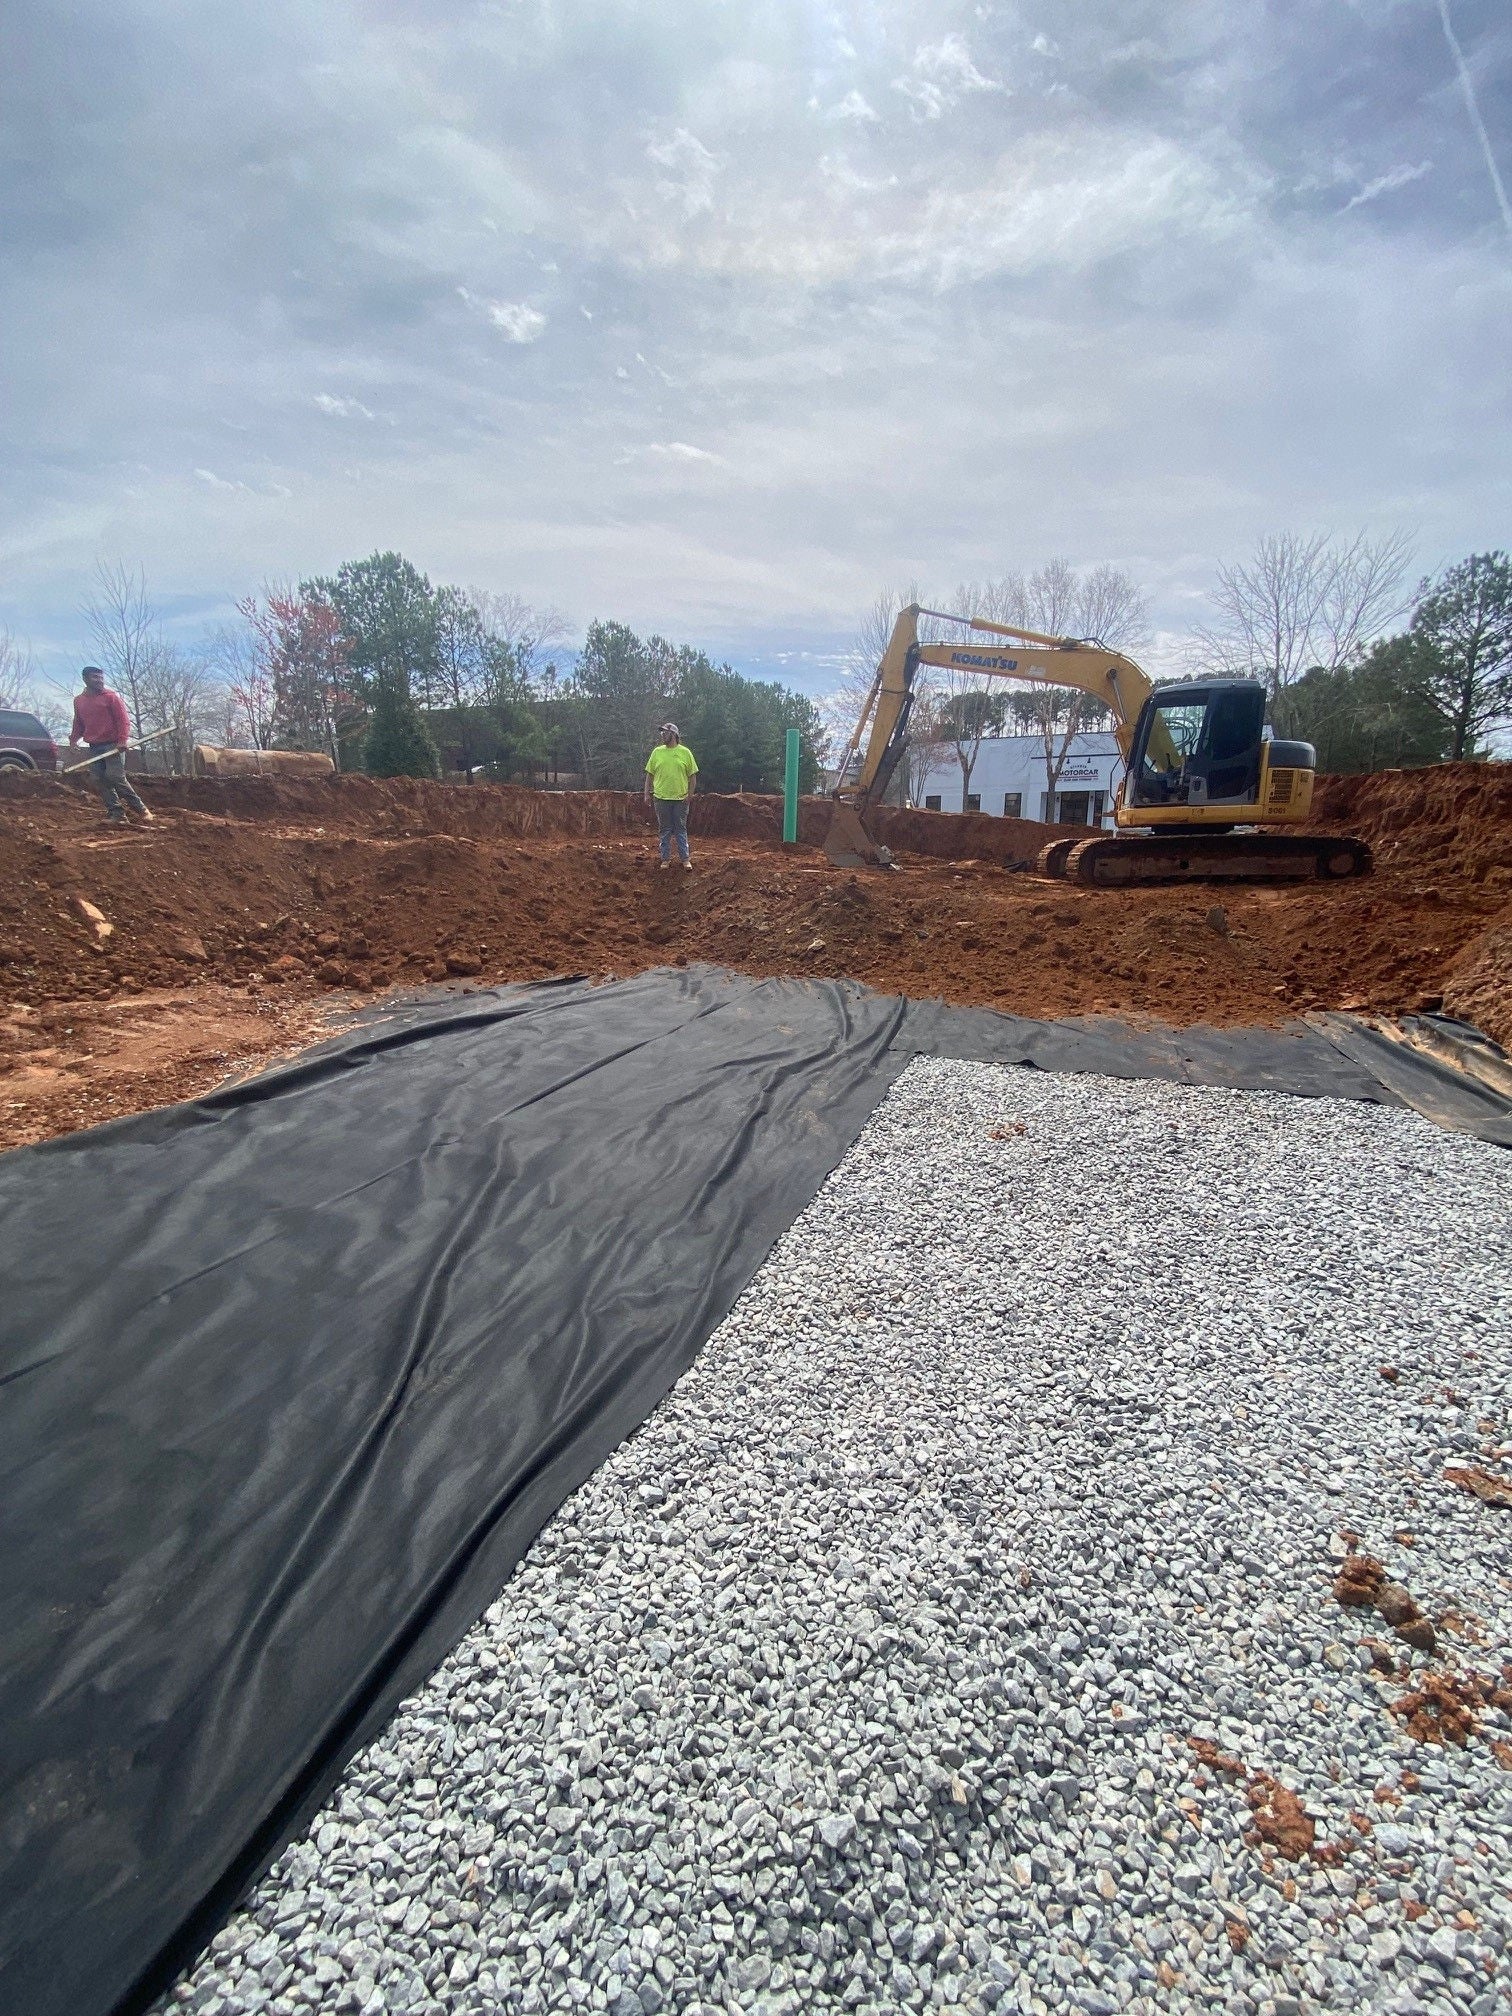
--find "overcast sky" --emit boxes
[2,0,1508,694]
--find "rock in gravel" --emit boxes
[155,1061,1512,2016]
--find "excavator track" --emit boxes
[1040,832,1373,886]
[1035,837,1080,879]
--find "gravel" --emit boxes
[158,1059,1512,2016]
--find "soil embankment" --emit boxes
[2,764,1509,1150]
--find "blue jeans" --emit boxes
[655,798,690,863]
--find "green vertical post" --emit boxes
[782,727,800,844]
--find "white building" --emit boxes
[914,731,1124,827]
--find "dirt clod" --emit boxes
[1247,1774,1317,1861]
[1392,1672,1488,1748]
[1444,1464,1512,1508]
[1333,1555,1386,1608]
[1189,1737,1246,1779]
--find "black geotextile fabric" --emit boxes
[3,968,1510,2016]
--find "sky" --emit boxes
[2,0,1509,698]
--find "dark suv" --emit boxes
[0,709,59,773]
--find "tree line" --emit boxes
[5,537,1507,796]
[1,551,824,795]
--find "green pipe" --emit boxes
[782,727,800,844]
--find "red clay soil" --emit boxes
[2,762,1509,1151]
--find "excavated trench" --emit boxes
[1,763,1509,1151]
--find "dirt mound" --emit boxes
[1312,761,1512,884]
[3,766,1511,1148]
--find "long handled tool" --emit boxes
[60,725,177,776]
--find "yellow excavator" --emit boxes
[825,604,1372,885]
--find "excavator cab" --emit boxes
[1128,682,1270,812]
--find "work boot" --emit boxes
[659,859,670,872]
[137,805,155,824]
[683,858,693,871]
[108,810,127,825]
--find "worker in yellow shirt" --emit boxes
[643,721,698,870]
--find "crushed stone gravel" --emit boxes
[158,1060,1512,2016]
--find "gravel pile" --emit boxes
[160,1060,1512,2016]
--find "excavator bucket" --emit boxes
[823,802,892,870]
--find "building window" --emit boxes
[924,794,942,812]
[1003,792,1022,818]
[965,793,981,813]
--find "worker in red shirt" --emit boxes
[69,666,153,824]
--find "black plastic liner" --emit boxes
[2,967,1508,2016]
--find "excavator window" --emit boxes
[1131,685,1265,807]
[1141,700,1205,784]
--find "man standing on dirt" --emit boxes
[643,721,697,870]
[69,666,152,825]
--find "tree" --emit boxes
[481,630,549,781]
[572,620,672,788]
[363,682,441,779]
[948,564,1146,813]
[1273,659,1451,773]
[467,589,570,690]
[206,618,276,749]
[428,587,493,778]
[135,643,223,773]
[669,651,823,794]
[306,552,441,777]
[1190,529,1414,702]
[931,681,1005,811]
[1386,552,1512,762]
[82,561,160,738]
[238,586,360,762]
[0,629,39,712]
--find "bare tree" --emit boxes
[82,561,161,738]
[1190,529,1414,700]
[0,629,39,712]
[466,589,571,689]
[205,618,276,749]
[136,644,225,773]
[958,563,1149,817]
[829,584,942,802]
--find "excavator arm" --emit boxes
[830,605,1152,841]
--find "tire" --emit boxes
[0,753,35,772]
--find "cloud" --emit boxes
[0,0,1507,698]
[193,469,291,499]
[1343,160,1433,211]
[489,302,547,343]
[628,442,725,466]
[310,394,376,419]
[645,127,722,217]
[455,288,547,342]
[821,90,880,125]
[893,34,1005,121]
